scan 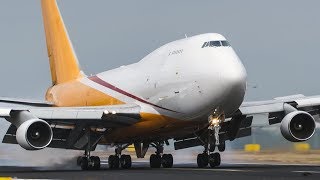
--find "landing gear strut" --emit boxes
[77,129,101,170]
[197,109,224,168]
[149,142,173,168]
[108,144,132,169]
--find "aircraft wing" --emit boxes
[220,94,320,142]
[0,101,140,125]
[237,94,320,128]
[0,96,140,123]
[239,94,320,116]
[0,100,141,150]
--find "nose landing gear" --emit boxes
[197,151,221,168]
[197,110,225,168]
[209,152,221,167]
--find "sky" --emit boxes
[0,0,320,165]
[0,0,320,101]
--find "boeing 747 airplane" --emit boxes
[0,0,319,170]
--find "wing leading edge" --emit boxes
[239,94,320,119]
[1,103,141,150]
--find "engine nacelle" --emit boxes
[280,111,316,142]
[16,119,53,150]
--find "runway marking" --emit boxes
[292,171,320,174]
[225,162,320,167]
[171,168,255,172]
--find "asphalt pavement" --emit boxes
[0,162,319,180]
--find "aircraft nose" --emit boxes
[219,58,247,114]
[222,62,247,91]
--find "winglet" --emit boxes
[41,0,84,85]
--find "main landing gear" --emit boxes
[197,109,225,168]
[149,142,173,168]
[75,129,132,170]
[77,129,101,170]
[77,144,132,170]
[77,151,101,170]
[108,154,132,169]
[108,144,132,169]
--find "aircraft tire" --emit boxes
[209,153,221,168]
[197,153,208,168]
[162,154,173,168]
[150,154,161,168]
[80,157,89,170]
[90,156,101,170]
[108,155,120,169]
[120,155,132,169]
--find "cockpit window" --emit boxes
[202,41,231,48]
[210,41,221,47]
[221,41,230,47]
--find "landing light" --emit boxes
[209,117,220,126]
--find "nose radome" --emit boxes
[219,59,247,115]
[222,61,247,90]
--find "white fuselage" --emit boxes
[81,33,247,121]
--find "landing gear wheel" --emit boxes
[108,155,120,169]
[218,141,225,152]
[162,154,173,168]
[209,144,215,152]
[209,153,221,168]
[90,156,101,170]
[150,154,162,168]
[80,157,89,170]
[197,153,209,168]
[120,155,132,169]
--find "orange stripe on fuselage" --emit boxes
[46,80,124,107]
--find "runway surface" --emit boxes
[0,162,319,180]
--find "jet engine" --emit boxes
[10,111,53,150]
[16,118,53,150]
[280,111,316,142]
